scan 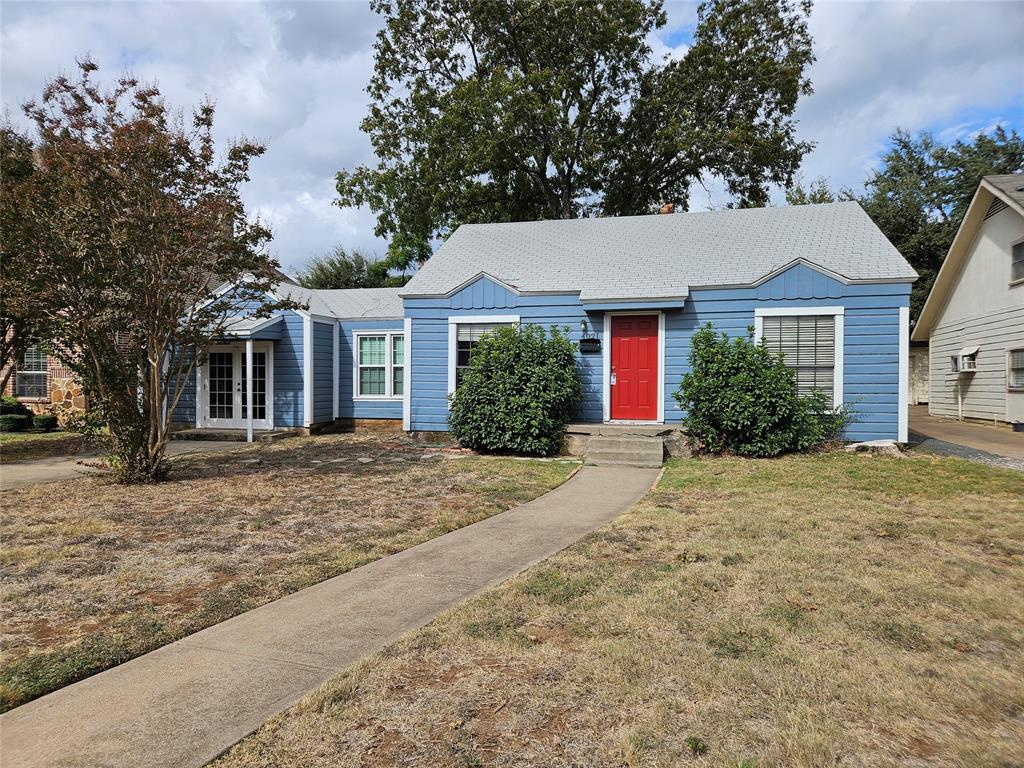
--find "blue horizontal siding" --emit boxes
[407,267,910,442]
[170,347,196,425]
[274,313,304,428]
[339,319,404,420]
[312,320,335,424]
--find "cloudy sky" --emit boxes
[2,0,1021,274]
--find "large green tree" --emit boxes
[5,59,291,482]
[339,0,815,269]
[297,246,409,289]
[787,126,1024,318]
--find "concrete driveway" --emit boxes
[908,405,1024,471]
[0,440,249,490]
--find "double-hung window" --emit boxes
[1012,239,1024,284]
[757,311,841,407]
[455,323,515,388]
[15,343,48,399]
[1009,349,1024,390]
[355,332,404,398]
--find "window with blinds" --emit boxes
[1012,241,1024,283]
[1009,349,1024,390]
[356,332,404,398]
[761,315,836,405]
[455,323,514,387]
[15,343,48,398]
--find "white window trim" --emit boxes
[602,311,666,425]
[353,330,405,400]
[1011,235,1024,286]
[1009,348,1024,391]
[754,306,845,410]
[446,314,520,399]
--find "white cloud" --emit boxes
[2,0,1021,265]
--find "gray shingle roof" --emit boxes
[277,285,404,319]
[401,201,917,301]
[985,173,1024,209]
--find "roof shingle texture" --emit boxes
[278,286,404,319]
[401,201,917,300]
[985,173,1024,208]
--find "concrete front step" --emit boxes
[584,434,664,468]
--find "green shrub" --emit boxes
[675,323,849,457]
[1,396,32,418]
[0,414,30,432]
[33,413,59,432]
[448,324,581,456]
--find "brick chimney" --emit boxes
[658,202,676,214]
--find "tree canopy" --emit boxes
[786,126,1024,318]
[4,58,290,482]
[338,0,816,269]
[297,246,409,289]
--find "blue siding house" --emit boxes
[174,202,916,443]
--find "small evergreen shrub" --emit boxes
[33,413,59,432]
[448,324,581,456]
[675,323,849,457]
[1,395,23,415]
[0,414,30,432]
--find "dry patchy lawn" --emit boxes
[0,434,575,710]
[0,431,92,463]
[215,453,1023,768]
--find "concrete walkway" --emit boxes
[909,405,1024,471]
[0,440,247,490]
[0,464,659,768]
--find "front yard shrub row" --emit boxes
[0,414,31,432]
[676,323,849,457]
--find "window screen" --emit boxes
[455,323,514,387]
[15,344,48,398]
[1010,349,1024,389]
[761,315,836,405]
[356,333,403,397]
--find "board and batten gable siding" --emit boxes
[926,205,1024,423]
[311,320,335,424]
[338,319,405,420]
[273,312,305,428]
[405,266,909,442]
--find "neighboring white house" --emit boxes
[912,173,1024,425]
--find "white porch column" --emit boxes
[245,338,254,443]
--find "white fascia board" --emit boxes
[898,305,909,443]
[303,314,313,427]
[403,318,412,431]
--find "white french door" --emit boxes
[202,344,273,429]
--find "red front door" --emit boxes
[610,315,659,421]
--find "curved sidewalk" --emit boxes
[0,464,659,768]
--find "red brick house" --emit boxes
[2,340,88,415]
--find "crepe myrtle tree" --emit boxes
[5,58,294,482]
